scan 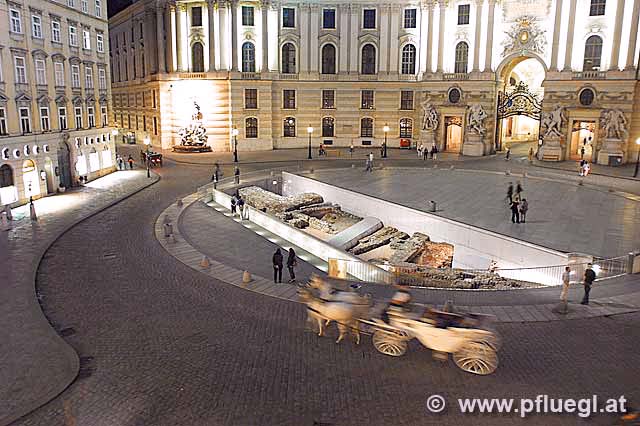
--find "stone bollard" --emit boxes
[4,204,12,221]
[505,170,511,176]
[163,222,173,238]
[242,270,252,283]
[177,198,184,207]
[200,256,211,268]
[429,200,437,212]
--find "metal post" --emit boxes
[146,144,150,178]
[233,135,238,163]
[308,132,312,159]
[634,149,639,178]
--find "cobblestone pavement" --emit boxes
[8,154,640,426]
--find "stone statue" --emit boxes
[420,96,439,131]
[600,109,628,140]
[540,106,566,138]
[467,104,487,135]
[173,100,211,152]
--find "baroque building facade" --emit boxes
[0,0,116,207]
[110,0,640,165]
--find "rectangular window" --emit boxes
[323,9,336,29]
[363,9,376,29]
[52,21,61,42]
[40,107,50,131]
[191,6,202,26]
[282,7,295,27]
[83,30,91,49]
[403,9,417,28]
[400,90,414,110]
[98,69,106,89]
[0,108,7,135]
[10,9,22,33]
[20,107,31,133]
[81,0,88,13]
[58,107,67,129]
[245,117,258,138]
[32,15,43,38]
[361,90,374,109]
[458,4,470,25]
[85,67,93,88]
[71,65,80,87]
[55,63,65,86]
[101,106,107,126]
[67,0,75,8]
[142,115,146,131]
[69,26,78,46]
[242,6,254,26]
[74,106,82,129]
[14,57,27,84]
[360,118,373,137]
[35,59,46,85]
[87,106,95,127]
[322,90,335,109]
[95,0,102,17]
[282,89,296,109]
[97,34,104,52]
[590,0,606,15]
[244,88,258,109]
[153,116,157,135]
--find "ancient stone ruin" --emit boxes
[238,186,323,213]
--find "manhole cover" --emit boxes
[60,327,76,337]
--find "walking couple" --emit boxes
[507,181,528,224]
[272,248,297,283]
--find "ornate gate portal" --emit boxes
[495,82,542,151]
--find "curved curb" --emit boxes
[2,172,160,426]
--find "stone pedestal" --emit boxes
[462,133,484,156]
[596,137,625,166]
[538,135,564,162]
[420,129,436,149]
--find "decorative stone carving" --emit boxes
[466,103,487,136]
[600,109,628,141]
[420,95,439,131]
[540,106,566,138]
[501,16,547,57]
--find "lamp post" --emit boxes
[143,137,151,178]
[232,126,239,163]
[307,125,313,160]
[111,128,119,144]
[382,123,390,158]
[634,138,640,178]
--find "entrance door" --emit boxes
[570,121,596,161]
[44,158,55,194]
[57,142,72,188]
[444,116,463,153]
[495,82,542,152]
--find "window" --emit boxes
[242,6,254,26]
[241,42,255,72]
[191,6,202,26]
[448,87,462,103]
[458,4,470,25]
[192,42,204,72]
[97,34,104,52]
[399,118,412,138]
[454,42,469,73]
[0,108,7,135]
[322,90,335,109]
[83,30,91,49]
[69,26,78,46]
[361,44,376,74]
[35,59,46,85]
[87,106,95,127]
[245,88,258,109]
[81,0,88,13]
[19,107,31,134]
[67,0,75,8]
[281,43,296,73]
[322,117,335,137]
[321,44,336,74]
[14,57,27,84]
[400,91,414,110]
[71,65,80,87]
[363,9,376,28]
[98,69,106,89]
[95,0,102,17]
[401,44,416,74]
[323,9,336,29]
[101,106,107,125]
[579,88,595,106]
[404,9,417,28]
[590,0,606,16]
[153,117,157,134]
[32,15,43,38]
[85,67,93,88]
[40,107,50,131]
[52,21,61,42]
[583,35,603,71]
[282,7,295,27]
[283,90,296,109]
[58,107,67,129]
[283,117,296,137]
[245,117,258,138]
[360,117,373,137]
[74,106,82,128]
[361,90,374,109]
[10,9,22,33]
[0,164,13,187]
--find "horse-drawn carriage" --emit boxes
[299,276,500,375]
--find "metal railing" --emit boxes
[443,72,470,81]
[572,71,607,80]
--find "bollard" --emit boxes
[177,198,184,207]
[200,256,211,268]
[163,222,173,238]
[29,201,38,222]
[429,200,437,212]
[242,270,252,283]
[4,205,12,221]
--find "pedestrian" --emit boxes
[272,248,283,283]
[212,162,220,182]
[579,159,586,176]
[368,152,374,172]
[349,143,354,158]
[581,263,596,305]
[519,198,528,223]
[431,143,438,161]
[516,181,523,198]
[127,155,134,169]
[237,196,245,220]
[230,195,237,216]
[582,161,590,176]
[560,266,571,304]
[580,145,585,159]
[418,143,424,159]
[504,147,511,161]
[510,199,520,223]
[528,147,534,164]
[319,143,325,156]
[234,166,240,184]
[286,248,297,282]
[117,155,124,170]
[506,182,514,203]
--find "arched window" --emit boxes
[281,43,296,73]
[454,42,469,73]
[401,44,416,75]
[0,164,14,187]
[245,117,258,138]
[283,117,296,137]
[192,42,204,72]
[583,35,603,71]
[399,118,413,138]
[321,44,336,74]
[242,42,256,72]
[361,44,376,75]
[322,117,335,137]
[361,117,373,137]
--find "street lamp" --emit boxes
[382,123,390,158]
[232,126,239,163]
[307,125,314,160]
[634,138,640,178]
[143,137,151,178]
[111,128,119,144]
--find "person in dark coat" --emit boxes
[581,263,596,305]
[510,199,520,223]
[286,248,297,282]
[230,195,237,215]
[506,182,514,203]
[272,248,283,283]
[234,166,240,184]
[127,155,134,169]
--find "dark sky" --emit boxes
[108,0,133,18]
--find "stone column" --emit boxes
[309,4,319,72]
[175,5,184,71]
[230,0,239,71]
[625,0,640,70]
[472,0,482,71]
[208,0,216,71]
[609,0,626,70]
[426,2,434,72]
[349,5,359,73]
[550,0,563,71]
[261,3,269,73]
[436,1,446,73]
[300,4,310,73]
[339,4,350,73]
[218,2,228,70]
[562,0,577,71]
[388,5,400,73]
[156,6,166,73]
[379,4,390,73]
[167,4,175,72]
[483,0,495,72]
[145,11,154,75]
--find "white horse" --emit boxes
[307,275,372,306]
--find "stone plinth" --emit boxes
[596,138,625,166]
[462,133,485,157]
[538,135,564,162]
[420,129,436,148]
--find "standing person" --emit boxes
[519,198,529,223]
[272,248,284,283]
[583,161,590,176]
[418,143,424,159]
[504,147,511,161]
[515,181,523,198]
[580,145,585,159]
[230,195,237,216]
[117,155,123,170]
[560,266,571,304]
[579,159,586,176]
[422,145,428,160]
[234,166,240,184]
[510,199,520,223]
[212,162,220,182]
[581,263,596,305]
[127,155,134,169]
[237,196,245,220]
[506,182,514,203]
[431,143,438,160]
[528,147,534,164]
[368,152,374,172]
[349,143,354,158]
[286,248,297,282]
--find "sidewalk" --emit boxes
[0,169,159,426]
